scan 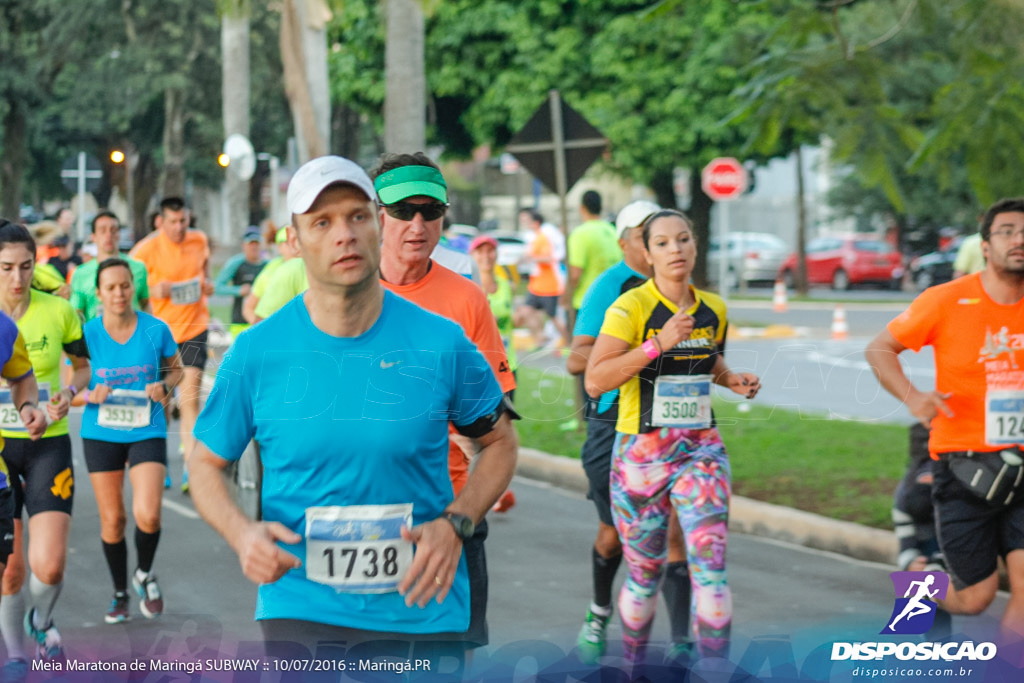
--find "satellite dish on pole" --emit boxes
[223,134,256,181]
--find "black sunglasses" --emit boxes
[383,201,448,222]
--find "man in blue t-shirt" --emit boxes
[567,200,692,663]
[190,156,517,663]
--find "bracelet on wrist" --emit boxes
[17,401,35,414]
[641,338,661,360]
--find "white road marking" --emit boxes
[162,497,200,519]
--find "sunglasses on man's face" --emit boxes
[382,201,448,222]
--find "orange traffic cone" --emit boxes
[772,280,788,313]
[831,305,849,340]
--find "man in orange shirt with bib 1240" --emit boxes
[867,197,1024,637]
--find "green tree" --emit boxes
[0,1,94,218]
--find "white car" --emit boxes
[489,230,528,268]
[707,232,790,288]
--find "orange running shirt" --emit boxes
[130,229,210,343]
[888,273,1024,455]
[383,261,516,493]
[526,229,565,297]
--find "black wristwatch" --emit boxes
[441,512,475,541]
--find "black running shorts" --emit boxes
[178,330,208,371]
[83,438,167,473]
[932,455,1024,589]
[581,398,619,527]
[3,435,74,517]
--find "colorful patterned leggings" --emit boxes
[610,427,731,661]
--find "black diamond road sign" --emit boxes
[507,96,607,194]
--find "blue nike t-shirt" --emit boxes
[573,261,648,414]
[81,312,178,443]
[194,291,504,634]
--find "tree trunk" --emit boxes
[0,100,28,220]
[795,144,808,295]
[384,0,426,152]
[161,86,187,198]
[223,12,251,237]
[688,170,713,289]
[132,153,159,242]
[332,102,363,159]
[280,0,330,162]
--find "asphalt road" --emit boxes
[14,410,1016,682]
[520,334,935,426]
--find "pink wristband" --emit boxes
[641,339,660,360]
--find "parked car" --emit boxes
[908,236,963,290]
[443,223,478,253]
[489,230,528,268]
[706,232,789,288]
[778,236,903,290]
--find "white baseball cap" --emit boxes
[615,200,660,239]
[286,156,376,215]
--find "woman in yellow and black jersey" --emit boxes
[606,273,729,434]
[585,209,761,664]
[0,221,90,669]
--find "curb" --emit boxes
[515,447,897,565]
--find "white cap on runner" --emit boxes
[286,156,376,215]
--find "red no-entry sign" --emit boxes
[701,157,748,201]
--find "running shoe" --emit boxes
[23,608,63,661]
[492,490,516,513]
[105,592,130,624]
[180,468,189,494]
[576,608,611,665]
[924,553,948,574]
[665,639,694,666]
[2,658,28,683]
[164,473,172,489]
[133,571,164,618]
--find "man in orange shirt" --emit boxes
[370,152,517,652]
[129,197,213,493]
[867,197,1024,635]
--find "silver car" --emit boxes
[706,232,790,288]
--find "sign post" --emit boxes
[60,153,103,242]
[506,91,608,431]
[701,157,748,301]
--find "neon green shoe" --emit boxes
[577,609,611,665]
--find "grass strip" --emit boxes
[514,366,907,529]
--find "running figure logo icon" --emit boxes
[881,571,949,635]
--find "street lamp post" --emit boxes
[257,153,280,227]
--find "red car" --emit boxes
[778,237,903,290]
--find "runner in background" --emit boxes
[371,153,518,653]
[468,234,517,513]
[70,211,150,324]
[214,227,266,337]
[516,209,569,350]
[242,227,296,324]
[564,190,621,335]
[80,259,183,624]
[130,197,213,494]
[0,222,91,670]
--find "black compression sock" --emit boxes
[593,546,622,610]
[135,527,161,574]
[102,539,129,593]
[661,560,692,642]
